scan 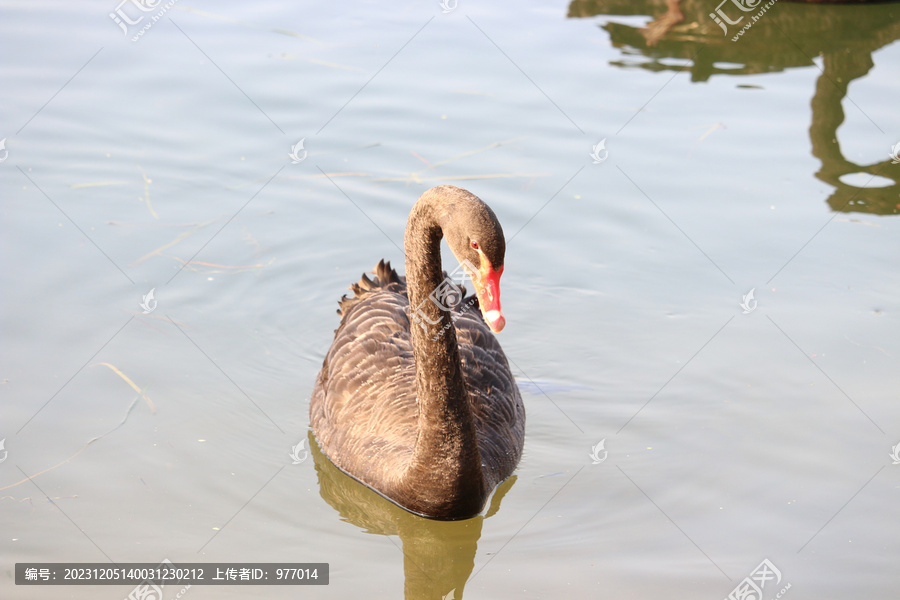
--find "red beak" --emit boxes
[475,260,505,333]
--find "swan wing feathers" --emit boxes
[452,308,525,485]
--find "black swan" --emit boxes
[310,185,525,520]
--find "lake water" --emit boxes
[2,1,899,599]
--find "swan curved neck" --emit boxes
[402,194,486,516]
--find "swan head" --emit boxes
[429,185,507,334]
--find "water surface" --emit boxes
[2,1,899,598]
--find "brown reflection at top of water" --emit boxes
[569,0,900,215]
[308,431,516,600]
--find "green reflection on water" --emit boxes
[309,431,516,600]
[570,0,900,215]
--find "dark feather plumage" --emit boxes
[312,260,523,504]
[310,186,525,519]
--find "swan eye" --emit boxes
[471,241,479,250]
